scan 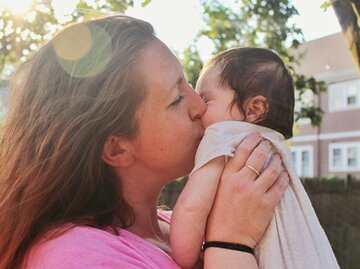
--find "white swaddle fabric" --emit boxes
[191,121,339,269]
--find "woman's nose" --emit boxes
[187,88,206,121]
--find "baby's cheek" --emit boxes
[201,117,212,128]
[200,110,210,128]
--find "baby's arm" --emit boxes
[170,156,225,269]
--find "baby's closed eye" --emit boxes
[202,97,212,104]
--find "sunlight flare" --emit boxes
[0,0,33,15]
[53,23,113,78]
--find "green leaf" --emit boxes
[141,0,152,8]
[321,0,336,11]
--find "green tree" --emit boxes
[180,0,325,126]
[0,0,146,78]
[178,45,203,87]
[323,0,360,72]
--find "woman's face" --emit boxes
[131,40,206,180]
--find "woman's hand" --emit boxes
[205,132,289,248]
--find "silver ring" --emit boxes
[245,164,260,176]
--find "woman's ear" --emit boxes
[244,95,269,123]
[102,135,135,168]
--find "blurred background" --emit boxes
[0,0,359,268]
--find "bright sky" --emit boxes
[291,0,341,41]
[0,0,341,56]
[126,0,204,52]
[126,0,341,57]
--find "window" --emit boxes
[332,148,342,169]
[301,151,311,176]
[329,142,360,172]
[347,147,357,168]
[347,87,357,105]
[294,89,313,125]
[329,79,360,111]
[290,145,314,177]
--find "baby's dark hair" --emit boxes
[204,47,295,139]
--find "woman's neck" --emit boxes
[115,160,175,242]
[127,202,164,239]
[119,174,165,240]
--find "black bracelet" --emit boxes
[202,241,254,255]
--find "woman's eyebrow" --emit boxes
[171,77,183,90]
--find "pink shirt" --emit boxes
[23,212,180,269]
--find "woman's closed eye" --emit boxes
[170,95,184,106]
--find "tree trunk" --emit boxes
[333,0,360,71]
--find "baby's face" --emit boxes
[196,64,245,128]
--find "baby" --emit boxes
[170,48,339,269]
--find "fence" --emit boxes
[159,177,360,269]
[302,177,360,269]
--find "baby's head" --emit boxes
[196,47,294,139]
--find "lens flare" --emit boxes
[53,24,92,61]
[0,0,33,15]
[52,24,113,78]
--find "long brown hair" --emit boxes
[0,15,156,269]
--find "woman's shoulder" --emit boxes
[23,224,178,269]
[23,226,129,268]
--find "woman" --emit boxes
[0,15,289,268]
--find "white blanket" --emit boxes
[191,121,339,269]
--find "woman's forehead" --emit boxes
[140,42,183,91]
[136,41,184,106]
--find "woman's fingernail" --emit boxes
[263,140,271,147]
[250,132,261,138]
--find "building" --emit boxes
[291,32,360,179]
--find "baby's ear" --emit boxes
[244,95,269,123]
